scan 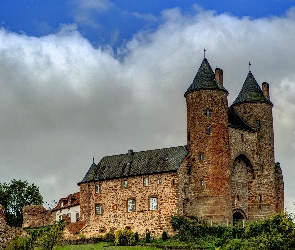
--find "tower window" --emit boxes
[201,180,204,187]
[199,153,203,161]
[206,108,210,117]
[256,120,261,128]
[241,134,244,142]
[237,195,240,201]
[258,195,262,203]
[206,126,211,134]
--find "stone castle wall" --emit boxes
[181,89,232,223]
[22,205,55,228]
[79,172,179,238]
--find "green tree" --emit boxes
[0,179,43,227]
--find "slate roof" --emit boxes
[232,71,272,106]
[184,58,228,96]
[228,107,256,132]
[79,145,188,184]
[52,192,80,211]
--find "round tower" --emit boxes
[183,58,232,223]
[231,71,283,218]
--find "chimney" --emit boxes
[215,68,223,86]
[262,82,270,100]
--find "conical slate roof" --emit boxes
[232,71,272,106]
[185,58,227,96]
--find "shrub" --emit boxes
[134,232,139,242]
[145,232,151,243]
[114,229,136,246]
[103,230,115,242]
[162,231,168,241]
[5,236,28,250]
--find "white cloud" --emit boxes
[0,7,295,213]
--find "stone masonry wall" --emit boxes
[0,204,26,249]
[22,205,55,228]
[181,89,232,223]
[233,102,282,219]
[79,172,178,238]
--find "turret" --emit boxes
[183,58,231,223]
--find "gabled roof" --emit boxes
[184,58,227,96]
[232,71,272,106]
[52,192,80,211]
[78,145,188,184]
[228,107,256,132]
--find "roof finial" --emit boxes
[204,48,206,59]
[249,61,251,72]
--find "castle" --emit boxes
[78,57,284,237]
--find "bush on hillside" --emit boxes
[114,229,136,246]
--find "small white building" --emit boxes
[52,192,80,223]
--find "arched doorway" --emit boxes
[230,154,254,221]
[233,211,245,227]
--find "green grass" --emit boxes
[54,242,161,250]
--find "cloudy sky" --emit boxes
[0,0,295,212]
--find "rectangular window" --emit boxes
[95,184,100,193]
[157,178,162,185]
[95,204,103,215]
[143,177,149,186]
[122,180,128,189]
[149,197,158,210]
[127,199,136,212]
[201,180,204,187]
[206,126,210,134]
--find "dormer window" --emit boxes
[68,200,71,206]
[61,202,63,207]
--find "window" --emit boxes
[122,180,128,189]
[149,197,158,210]
[67,213,71,218]
[241,134,244,142]
[60,202,64,207]
[127,199,136,212]
[206,126,210,134]
[258,195,262,203]
[95,204,103,215]
[171,179,175,185]
[143,177,149,186]
[237,195,240,201]
[68,200,71,206]
[95,184,100,193]
[256,120,261,128]
[157,178,162,185]
[76,213,79,222]
[201,180,204,187]
[206,108,210,117]
[199,153,203,161]
[59,215,63,221]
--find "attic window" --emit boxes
[95,184,100,193]
[61,202,63,207]
[122,180,128,189]
[143,177,149,186]
[206,108,210,117]
[68,200,71,206]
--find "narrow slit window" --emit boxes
[199,153,203,161]
[201,180,204,187]
[157,178,162,185]
[206,126,211,134]
[256,120,261,128]
[143,177,149,186]
[237,195,240,201]
[206,108,210,117]
[258,195,262,203]
[241,134,244,142]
